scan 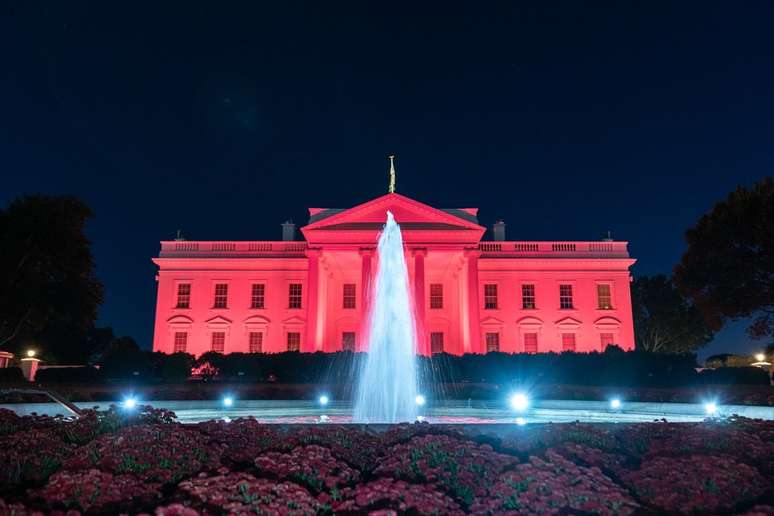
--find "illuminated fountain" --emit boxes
[353,211,419,423]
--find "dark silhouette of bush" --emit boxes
[35,366,103,383]
[698,366,769,385]
[0,367,25,382]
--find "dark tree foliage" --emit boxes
[0,196,103,361]
[631,275,713,353]
[675,178,774,341]
[99,337,146,378]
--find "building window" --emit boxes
[211,331,225,353]
[249,332,263,353]
[287,332,301,352]
[288,283,302,309]
[523,333,538,353]
[521,284,536,309]
[213,283,228,309]
[559,284,574,309]
[251,284,265,309]
[430,284,443,309]
[342,332,356,352]
[343,283,356,309]
[175,284,191,309]
[430,332,444,354]
[597,284,613,310]
[600,333,615,350]
[561,333,577,352]
[484,284,498,309]
[173,331,188,353]
[485,332,500,352]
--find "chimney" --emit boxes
[493,220,506,241]
[281,220,296,241]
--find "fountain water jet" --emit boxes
[353,211,419,423]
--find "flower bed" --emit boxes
[0,407,772,514]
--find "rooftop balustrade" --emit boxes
[159,241,308,257]
[477,241,630,258]
[158,240,629,258]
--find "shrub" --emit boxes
[153,352,195,380]
[35,468,161,512]
[286,426,381,471]
[622,455,768,513]
[698,366,770,385]
[0,429,74,486]
[331,478,465,515]
[373,433,518,507]
[64,424,221,484]
[35,366,102,383]
[470,450,639,515]
[0,367,25,383]
[196,417,282,466]
[174,472,319,514]
[255,445,360,493]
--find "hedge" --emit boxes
[41,346,765,388]
[0,367,25,382]
[35,367,103,383]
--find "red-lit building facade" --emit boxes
[152,193,636,356]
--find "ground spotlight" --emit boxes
[610,398,622,410]
[415,394,426,406]
[319,395,329,406]
[705,402,718,415]
[515,417,527,426]
[122,397,138,410]
[510,392,529,411]
[222,396,234,407]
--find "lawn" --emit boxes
[0,406,772,514]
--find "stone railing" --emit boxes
[159,241,308,257]
[478,241,629,258]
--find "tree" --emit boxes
[0,196,103,361]
[99,337,147,378]
[632,275,713,353]
[674,178,774,341]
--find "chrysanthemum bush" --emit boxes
[621,454,769,513]
[63,423,222,484]
[255,444,361,493]
[0,409,772,514]
[373,433,519,507]
[32,468,161,512]
[175,471,320,515]
[470,450,639,515]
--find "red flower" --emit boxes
[622,454,768,513]
[0,429,74,486]
[174,471,319,515]
[33,468,160,512]
[332,477,465,515]
[286,426,381,471]
[254,444,360,493]
[196,417,282,466]
[374,433,518,507]
[153,503,201,515]
[64,424,221,485]
[470,450,639,515]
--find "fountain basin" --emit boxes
[3,399,772,424]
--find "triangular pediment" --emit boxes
[301,193,485,244]
[480,316,506,326]
[205,315,232,326]
[555,316,583,329]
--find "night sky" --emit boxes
[2,2,773,359]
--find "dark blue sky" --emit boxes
[2,2,772,358]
